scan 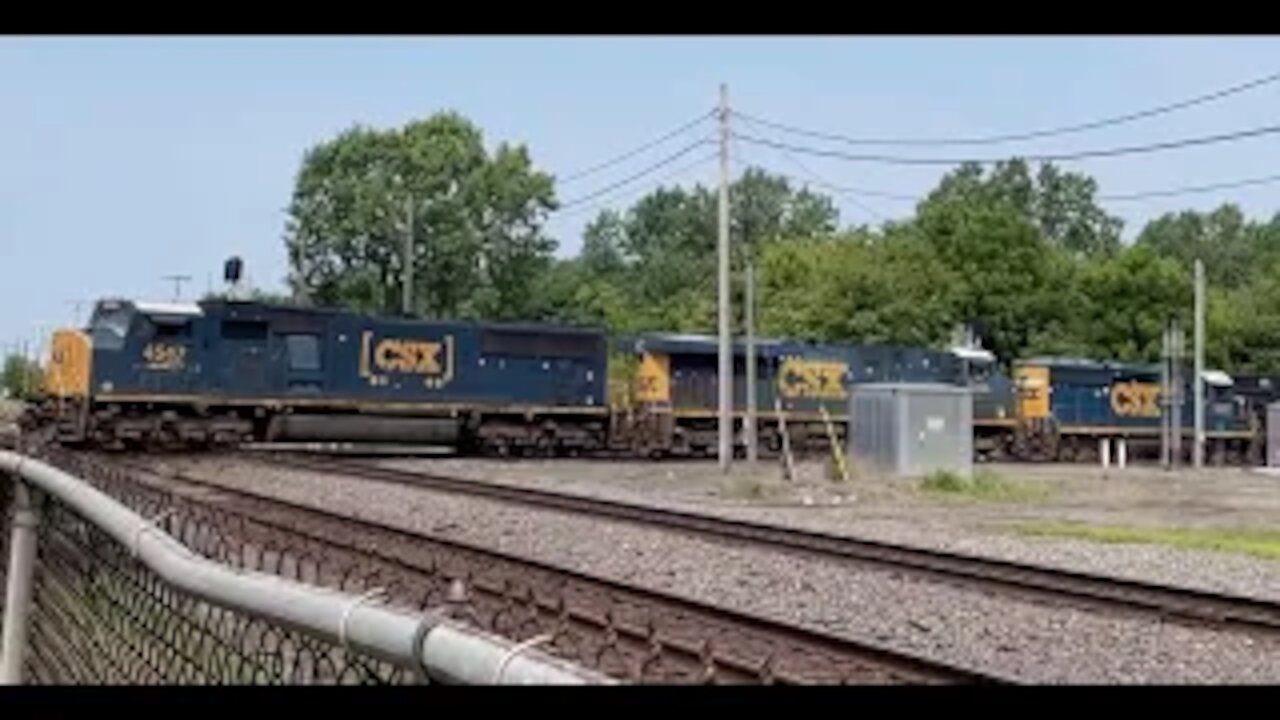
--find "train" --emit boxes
[21,294,1275,465]
[619,333,1262,464]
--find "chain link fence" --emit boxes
[0,451,611,685]
[20,486,417,684]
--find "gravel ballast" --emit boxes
[371,457,1280,604]
[150,454,1280,684]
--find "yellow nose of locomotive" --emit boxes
[43,328,92,399]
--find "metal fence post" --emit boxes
[1,481,38,685]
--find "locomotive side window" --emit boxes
[285,334,321,371]
[154,322,191,339]
[221,320,268,340]
[480,329,602,359]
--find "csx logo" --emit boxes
[1111,381,1161,418]
[374,339,443,374]
[359,331,454,389]
[778,357,848,400]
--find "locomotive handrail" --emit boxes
[0,450,615,685]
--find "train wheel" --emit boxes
[1060,437,1079,463]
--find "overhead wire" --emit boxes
[731,70,1280,147]
[556,110,715,185]
[552,149,718,220]
[551,66,1280,225]
[737,162,1280,209]
[734,114,906,221]
[732,121,1280,167]
[553,139,715,212]
[1099,172,1280,202]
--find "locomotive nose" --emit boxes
[44,329,93,399]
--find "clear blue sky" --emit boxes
[4,36,1280,355]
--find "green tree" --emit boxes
[1135,204,1258,289]
[1207,258,1280,373]
[757,227,959,348]
[2,354,43,400]
[1064,244,1192,363]
[1033,163,1123,257]
[921,160,1122,258]
[533,168,841,336]
[284,112,557,320]
[914,165,1079,364]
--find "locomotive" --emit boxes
[33,297,610,454]
[24,293,1272,465]
[616,331,988,456]
[972,357,1259,464]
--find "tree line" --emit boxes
[283,111,1280,374]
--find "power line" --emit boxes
[732,70,1280,147]
[733,121,1280,167]
[734,115,912,218]
[737,151,891,223]
[740,162,1280,210]
[1100,172,1280,202]
[554,150,718,219]
[557,110,714,185]
[554,139,714,211]
[737,157,906,221]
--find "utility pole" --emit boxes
[745,258,757,465]
[1171,319,1184,468]
[1161,323,1171,470]
[20,340,29,398]
[162,275,192,302]
[403,195,415,316]
[1193,258,1205,469]
[717,82,732,472]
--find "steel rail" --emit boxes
[260,453,1280,636]
[83,452,1011,685]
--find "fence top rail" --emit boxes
[0,450,615,685]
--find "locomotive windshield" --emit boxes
[88,301,135,351]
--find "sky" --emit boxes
[4,36,1280,355]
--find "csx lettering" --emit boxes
[372,339,443,375]
[778,359,848,400]
[1111,381,1161,418]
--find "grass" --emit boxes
[0,398,24,422]
[1015,522,1280,561]
[719,475,778,500]
[918,468,1052,503]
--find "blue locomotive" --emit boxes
[971,357,1259,463]
[38,297,609,453]
[615,332,986,456]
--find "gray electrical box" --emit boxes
[849,383,973,478]
[1267,402,1280,467]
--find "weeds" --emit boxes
[1015,522,1280,561]
[918,468,1051,503]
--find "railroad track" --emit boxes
[253,452,1280,637]
[45,449,1010,685]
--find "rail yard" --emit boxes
[7,38,1280,688]
[5,441,1271,684]
[6,289,1280,684]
